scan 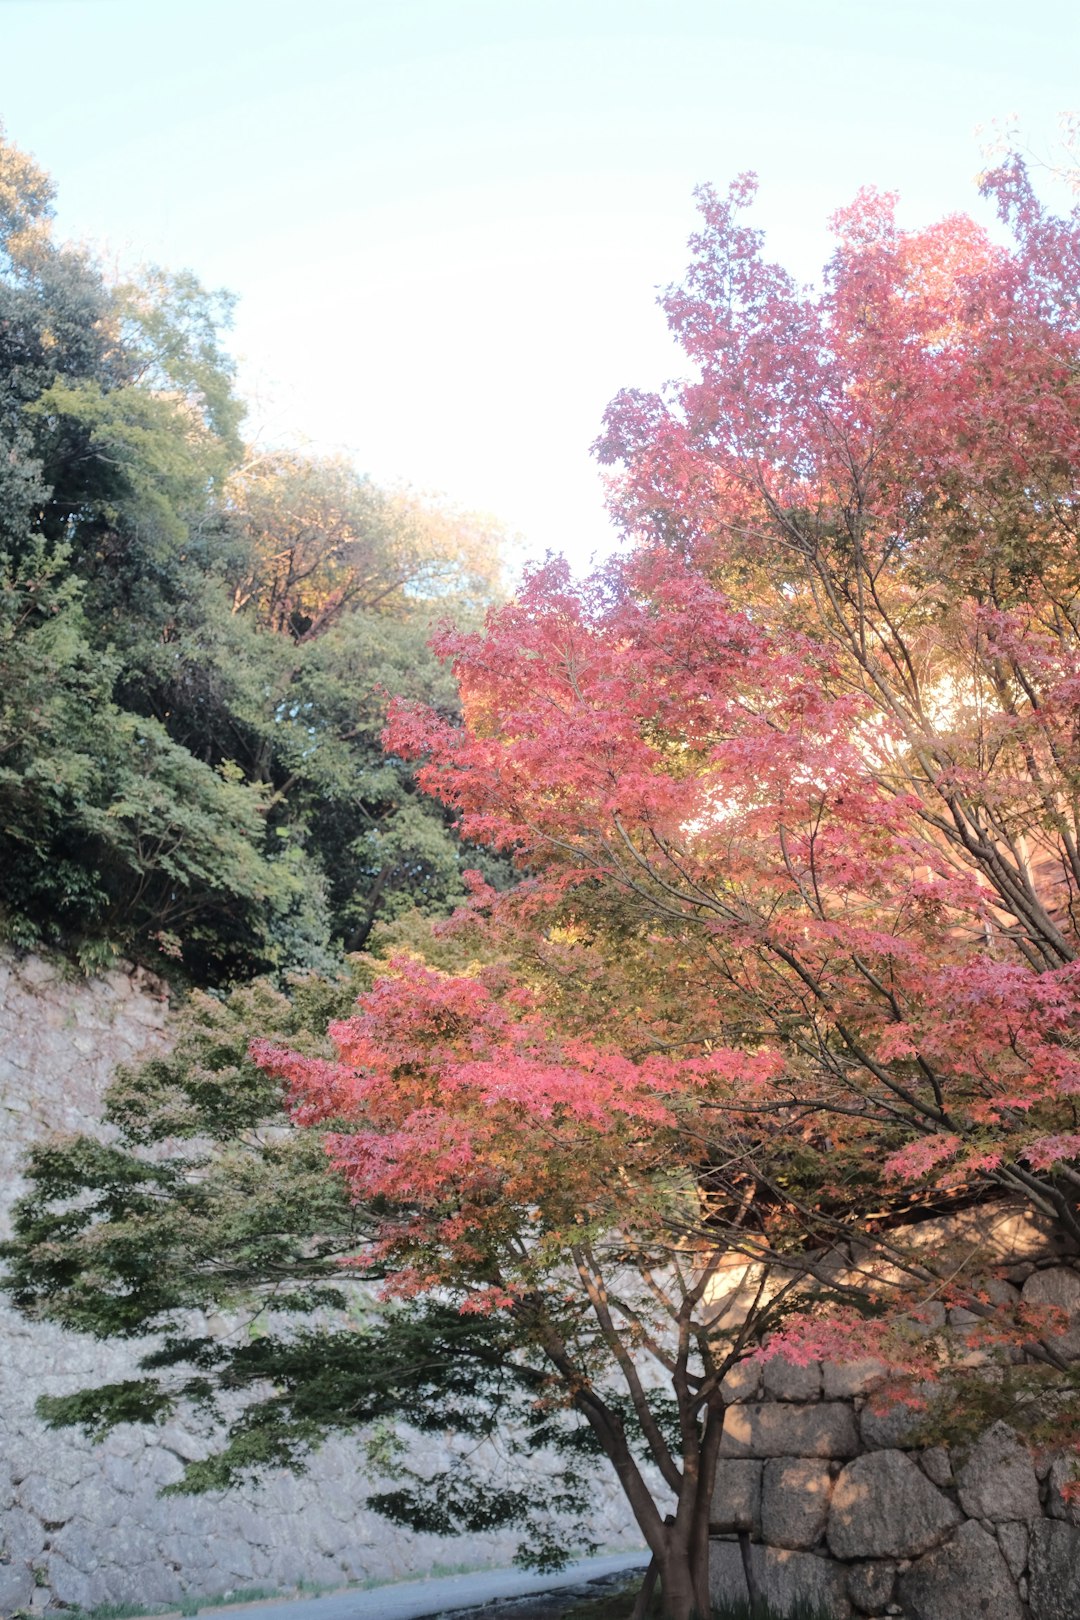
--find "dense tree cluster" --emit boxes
[0,125,506,983]
[12,126,1080,1620]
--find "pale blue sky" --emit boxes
[1,0,1077,564]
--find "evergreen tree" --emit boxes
[0,124,507,981]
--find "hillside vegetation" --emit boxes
[0,125,507,985]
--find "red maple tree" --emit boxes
[256,155,1080,1619]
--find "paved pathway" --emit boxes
[203,1552,647,1620]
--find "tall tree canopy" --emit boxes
[0,125,507,982]
[16,138,1080,1620]
[267,158,1080,1616]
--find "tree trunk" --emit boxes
[654,1544,700,1620]
[629,1557,659,1620]
[651,1510,714,1620]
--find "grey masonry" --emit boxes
[0,952,641,1616]
[709,1338,1080,1619]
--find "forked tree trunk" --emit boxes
[534,1308,725,1620]
[648,1514,712,1620]
[631,1442,718,1620]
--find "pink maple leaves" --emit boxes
[254,955,770,1292]
[257,158,1080,1370]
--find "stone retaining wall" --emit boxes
[709,1296,1080,1620]
[0,952,638,1617]
[7,948,1079,1620]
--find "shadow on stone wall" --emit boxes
[709,1327,1080,1619]
[0,953,639,1616]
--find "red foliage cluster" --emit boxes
[254,158,1080,1614]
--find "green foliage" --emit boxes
[0,538,310,979]
[0,122,509,982]
[63,1604,171,1620]
[5,962,374,1332]
[3,960,601,1569]
[707,1607,832,1620]
[555,1583,835,1620]
[178,1589,281,1616]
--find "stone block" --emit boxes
[49,1517,101,1576]
[898,1520,1022,1620]
[159,1424,211,1463]
[1028,1519,1080,1620]
[761,1457,832,1549]
[92,1520,162,1572]
[710,1459,761,1532]
[95,1564,144,1605]
[211,1536,259,1582]
[859,1385,936,1449]
[250,1546,276,1581]
[762,1355,821,1402]
[720,1401,859,1459]
[63,1471,140,1525]
[956,1422,1041,1521]
[0,1506,47,1563]
[0,1562,35,1614]
[336,1547,371,1584]
[892,1202,1068,1263]
[996,1521,1029,1580]
[36,1443,95,1491]
[18,959,56,989]
[134,1444,185,1489]
[704,1541,746,1612]
[719,1358,761,1403]
[127,1562,184,1606]
[310,1511,346,1558]
[16,1473,71,1525]
[709,1540,851,1618]
[46,1552,95,1611]
[124,996,169,1028]
[100,1427,145,1461]
[822,1357,885,1399]
[1022,1264,1080,1309]
[761,1546,851,1620]
[225,1505,274,1547]
[904,1300,948,1336]
[102,1455,138,1495]
[158,1533,207,1569]
[845,1559,896,1615]
[314,1483,361,1522]
[919,1446,952,1487]
[1021,1266,1080,1356]
[827,1449,961,1559]
[1046,1454,1080,1523]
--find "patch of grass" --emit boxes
[559,1583,832,1620]
[178,1589,281,1616]
[428,1559,496,1579]
[61,1604,172,1620]
[353,1556,497,1592]
[560,1579,660,1619]
[711,1606,833,1620]
[60,1590,289,1620]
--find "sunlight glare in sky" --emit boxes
[1,0,1077,568]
